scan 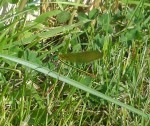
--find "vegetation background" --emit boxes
[0,0,150,125]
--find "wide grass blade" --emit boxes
[0,54,149,119]
[5,19,90,49]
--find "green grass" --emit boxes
[0,0,150,125]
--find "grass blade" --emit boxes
[0,54,149,119]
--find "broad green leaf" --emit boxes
[35,10,61,23]
[56,11,71,23]
[59,50,103,63]
[89,8,99,20]
[78,12,88,21]
[7,0,19,4]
